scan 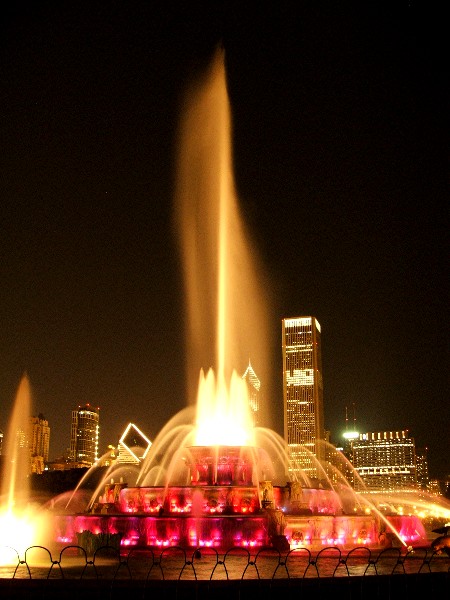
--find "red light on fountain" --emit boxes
[187,446,255,487]
[115,446,264,518]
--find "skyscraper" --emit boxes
[350,430,417,492]
[242,361,261,427]
[69,404,99,466]
[29,413,50,474]
[282,316,325,480]
[415,447,430,489]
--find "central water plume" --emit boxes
[174,50,271,442]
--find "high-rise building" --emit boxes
[29,413,50,474]
[69,404,99,466]
[282,316,325,480]
[350,430,417,492]
[242,361,261,427]
[415,447,429,489]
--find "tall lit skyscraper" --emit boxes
[29,413,50,474]
[282,316,325,480]
[242,361,261,427]
[415,447,429,489]
[69,404,99,466]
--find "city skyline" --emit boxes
[0,3,448,477]
[0,318,443,485]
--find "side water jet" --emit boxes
[64,450,141,512]
[0,375,50,562]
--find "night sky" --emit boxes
[1,2,448,477]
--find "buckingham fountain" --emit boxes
[1,51,449,559]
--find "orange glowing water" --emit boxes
[1,375,31,510]
[174,49,271,440]
[0,375,48,563]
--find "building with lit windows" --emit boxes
[282,316,325,480]
[350,430,417,492]
[29,414,50,474]
[69,404,99,466]
[242,361,261,427]
[415,447,430,489]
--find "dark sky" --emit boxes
[1,2,448,477]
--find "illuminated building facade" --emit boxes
[351,430,417,492]
[29,414,50,474]
[242,361,261,427]
[117,423,152,464]
[282,316,325,480]
[415,447,429,489]
[69,404,99,466]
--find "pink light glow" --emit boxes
[122,534,139,547]
[56,536,71,544]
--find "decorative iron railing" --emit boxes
[0,544,448,581]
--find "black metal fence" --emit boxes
[0,544,449,600]
[1,543,449,580]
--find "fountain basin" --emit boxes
[51,474,428,553]
[54,513,269,550]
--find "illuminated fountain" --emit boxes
[52,50,450,553]
[3,51,449,559]
[0,375,50,560]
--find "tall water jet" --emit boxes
[174,49,272,434]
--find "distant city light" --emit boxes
[343,431,359,440]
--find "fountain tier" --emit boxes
[51,443,429,553]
